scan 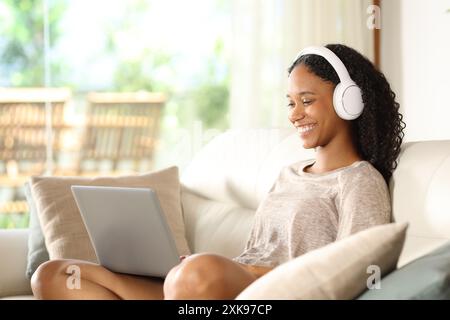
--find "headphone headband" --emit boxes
[294,46,353,83]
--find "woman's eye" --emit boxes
[302,100,312,106]
[286,102,295,108]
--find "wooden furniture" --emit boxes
[0,87,72,177]
[0,87,71,214]
[77,91,165,175]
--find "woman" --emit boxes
[31,44,405,300]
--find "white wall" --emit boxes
[382,0,450,142]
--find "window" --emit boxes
[0,0,231,228]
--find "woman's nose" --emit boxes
[288,104,305,123]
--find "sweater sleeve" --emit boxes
[336,165,392,241]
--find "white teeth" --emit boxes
[297,124,316,133]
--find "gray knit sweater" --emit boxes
[232,159,391,267]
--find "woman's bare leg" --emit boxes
[31,259,164,300]
[164,253,258,299]
[32,254,260,300]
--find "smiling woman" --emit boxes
[286,44,405,183]
[231,43,404,271]
[30,43,404,300]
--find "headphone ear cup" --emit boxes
[333,83,346,119]
[333,82,364,120]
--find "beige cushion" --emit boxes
[236,222,408,300]
[30,166,191,263]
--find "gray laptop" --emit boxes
[71,185,180,278]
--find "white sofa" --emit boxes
[1,128,450,299]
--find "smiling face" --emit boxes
[287,63,352,150]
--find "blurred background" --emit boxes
[0,0,449,228]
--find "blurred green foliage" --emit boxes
[0,212,29,229]
[104,0,230,130]
[0,0,229,129]
[0,0,68,86]
[112,50,174,93]
[178,39,230,130]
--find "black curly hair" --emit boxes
[288,44,406,184]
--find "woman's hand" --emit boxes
[243,264,274,278]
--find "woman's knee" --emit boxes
[163,253,229,299]
[31,259,78,299]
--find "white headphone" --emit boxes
[293,46,364,120]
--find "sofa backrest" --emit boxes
[181,128,313,210]
[181,128,450,267]
[389,140,450,266]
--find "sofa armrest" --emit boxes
[0,229,32,297]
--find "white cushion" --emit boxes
[236,223,408,300]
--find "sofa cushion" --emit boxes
[236,222,408,300]
[180,128,314,210]
[390,141,450,266]
[29,166,190,263]
[0,229,33,297]
[0,295,35,300]
[24,182,49,279]
[181,186,254,258]
[358,240,450,299]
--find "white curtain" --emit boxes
[229,0,374,129]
